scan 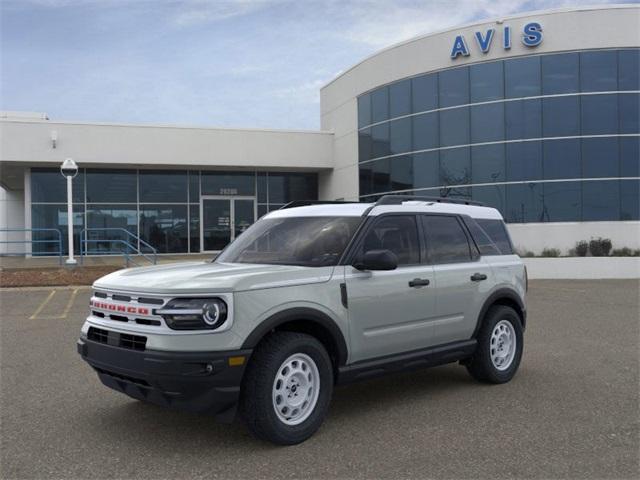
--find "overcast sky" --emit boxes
[0,0,632,130]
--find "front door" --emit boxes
[201,196,255,252]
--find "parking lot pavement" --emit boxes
[1,280,638,479]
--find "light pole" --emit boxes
[60,158,78,265]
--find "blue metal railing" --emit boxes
[80,228,157,267]
[0,228,64,265]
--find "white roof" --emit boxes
[264,200,503,220]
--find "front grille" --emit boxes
[87,327,147,351]
[94,367,150,386]
[90,290,167,328]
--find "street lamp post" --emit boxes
[60,158,78,265]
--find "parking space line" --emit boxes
[29,289,56,319]
[58,288,79,319]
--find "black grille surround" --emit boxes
[87,326,147,351]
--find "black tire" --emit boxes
[240,331,333,445]
[466,305,523,384]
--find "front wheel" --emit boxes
[240,332,333,445]
[466,305,523,384]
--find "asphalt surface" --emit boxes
[1,280,638,479]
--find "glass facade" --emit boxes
[357,48,640,223]
[30,168,317,255]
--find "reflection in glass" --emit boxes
[189,204,200,252]
[619,93,640,134]
[234,199,255,239]
[411,74,438,113]
[541,53,579,95]
[267,174,317,204]
[389,79,411,118]
[358,94,372,127]
[391,155,413,191]
[583,180,619,221]
[440,148,470,186]
[505,99,542,140]
[139,170,187,203]
[439,67,469,108]
[543,139,581,180]
[580,51,617,92]
[505,56,541,98]
[31,168,85,203]
[470,61,504,102]
[371,123,390,158]
[413,152,440,189]
[31,204,84,255]
[139,205,188,253]
[389,117,411,155]
[542,96,580,137]
[412,112,438,151]
[371,87,389,123]
[201,171,255,196]
[620,137,640,177]
[472,184,505,212]
[86,169,136,203]
[359,128,372,162]
[189,171,200,203]
[86,205,138,254]
[581,95,618,135]
[506,142,542,181]
[582,137,619,178]
[470,103,504,143]
[618,49,640,91]
[472,144,505,183]
[505,183,543,223]
[621,180,640,220]
[543,182,581,222]
[439,108,469,147]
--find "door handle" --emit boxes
[409,278,430,288]
[470,273,488,282]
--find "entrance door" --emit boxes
[201,196,255,252]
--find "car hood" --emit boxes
[93,261,335,294]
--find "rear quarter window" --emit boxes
[474,218,514,255]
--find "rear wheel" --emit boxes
[240,331,333,445]
[466,305,523,383]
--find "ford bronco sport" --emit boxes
[78,195,527,445]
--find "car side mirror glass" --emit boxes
[353,249,398,271]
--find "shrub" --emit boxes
[574,241,589,257]
[611,247,640,257]
[516,248,535,258]
[589,237,612,257]
[540,248,561,257]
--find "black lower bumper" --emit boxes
[77,337,251,422]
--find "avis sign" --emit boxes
[450,22,543,59]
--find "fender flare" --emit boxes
[473,288,526,337]
[241,307,349,366]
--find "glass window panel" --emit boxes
[371,123,390,158]
[505,56,541,98]
[201,171,255,196]
[268,204,285,212]
[139,170,187,203]
[621,179,640,220]
[391,155,413,191]
[541,52,579,94]
[470,61,504,102]
[86,169,136,203]
[256,172,267,203]
[31,204,84,255]
[581,51,617,92]
[620,137,640,177]
[359,162,373,196]
[619,93,640,134]
[358,128,373,162]
[189,204,200,253]
[422,215,471,264]
[543,139,581,180]
[372,158,391,193]
[619,49,640,91]
[439,67,469,108]
[267,173,317,204]
[362,216,420,265]
[470,103,504,143]
[139,205,188,253]
[443,185,471,201]
[358,93,372,128]
[389,117,412,155]
[257,204,268,218]
[581,94,618,135]
[189,171,200,203]
[505,98,542,140]
[543,182,581,222]
[472,144,505,184]
[412,74,438,113]
[86,205,137,254]
[506,142,543,181]
[439,107,469,147]
[472,184,505,213]
[412,112,438,151]
[582,137,619,178]
[31,168,85,203]
[582,180,619,221]
[413,152,440,189]
[389,79,411,118]
[440,148,470,186]
[505,183,543,223]
[371,87,389,123]
[542,96,580,137]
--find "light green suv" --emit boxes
[78,195,527,445]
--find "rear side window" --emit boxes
[422,215,472,264]
[462,217,501,256]
[475,219,514,254]
[359,215,420,265]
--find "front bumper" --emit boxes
[77,337,252,422]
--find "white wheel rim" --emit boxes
[490,320,517,371]
[272,353,320,426]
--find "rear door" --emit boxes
[344,215,437,363]
[421,214,492,345]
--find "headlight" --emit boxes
[156,298,228,330]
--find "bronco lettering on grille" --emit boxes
[90,300,150,316]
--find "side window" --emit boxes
[462,217,501,256]
[422,215,472,264]
[359,216,420,265]
[475,219,514,254]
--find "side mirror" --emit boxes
[353,249,398,271]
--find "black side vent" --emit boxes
[87,327,147,351]
[120,333,147,351]
[88,327,108,344]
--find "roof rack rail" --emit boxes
[374,195,485,207]
[279,200,361,210]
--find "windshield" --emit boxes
[216,216,363,267]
